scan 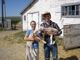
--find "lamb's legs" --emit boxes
[30,48,34,58]
[41,32,46,44]
[50,34,53,45]
[28,34,37,58]
[29,45,36,58]
[50,34,55,45]
[42,40,46,44]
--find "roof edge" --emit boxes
[20,0,38,15]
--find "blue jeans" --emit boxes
[44,43,58,60]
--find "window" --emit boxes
[41,15,45,22]
[61,3,80,17]
[24,15,26,21]
[76,5,79,15]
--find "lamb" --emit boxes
[33,26,58,45]
[26,26,58,58]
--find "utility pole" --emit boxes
[2,0,5,27]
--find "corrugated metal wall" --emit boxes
[63,24,80,50]
[4,19,11,29]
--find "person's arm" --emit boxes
[40,23,57,36]
[24,33,40,42]
[32,32,40,42]
[24,34,34,41]
[45,23,62,36]
[24,30,35,41]
[34,37,40,42]
[45,31,57,36]
[55,23,62,36]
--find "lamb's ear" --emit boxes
[34,27,41,33]
[39,26,44,30]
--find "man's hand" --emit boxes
[46,31,57,36]
[46,31,52,35]
[52,31,57,36]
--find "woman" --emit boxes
[24,21,40,60]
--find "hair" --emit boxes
[43,12,51,17]
[30,20,36,24]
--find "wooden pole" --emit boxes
[2,0,5,27]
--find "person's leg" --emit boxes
[44,46,50,60]
[33,49,39,60]
[51,44,58,60]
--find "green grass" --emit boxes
[1,31,26,44]
[14,31,26,44]
[56,37,63,46]
[0,27,12,31]
[1,31,63,46]
[0,17,21,30]
[14,31,26,38]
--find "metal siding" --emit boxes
[63,24,80,50]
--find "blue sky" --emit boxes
[0,0,32,17]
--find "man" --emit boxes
[40,12,62,60]
[24,21,40,60]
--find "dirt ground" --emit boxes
[0,31,80,60]
[0,30,21,37]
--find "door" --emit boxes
[27,12,39,29]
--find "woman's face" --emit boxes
[30,22,36,30]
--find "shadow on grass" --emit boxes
[63,46,80,51]
[59,55,79,60]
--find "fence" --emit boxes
[4,19,11,29]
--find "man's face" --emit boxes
[30,22,36,30]
[44,14,51,22]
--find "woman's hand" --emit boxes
[34,37,40,42]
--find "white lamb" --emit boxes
[26,26,58,58]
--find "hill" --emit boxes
[6,16,21,21]
[0,16,21,21]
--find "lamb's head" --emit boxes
[39,26,44,30]
[33,26,44,34]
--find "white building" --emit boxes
[20,0,80,36]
